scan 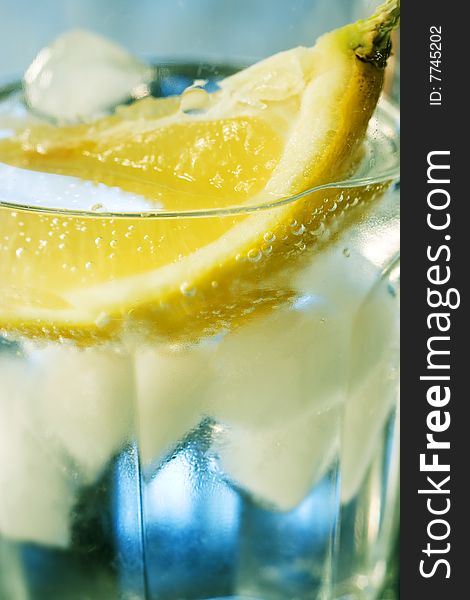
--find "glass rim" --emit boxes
[0,90,399,220]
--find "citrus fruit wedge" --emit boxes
[0,1,399,343]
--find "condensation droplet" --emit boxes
[211,280,219,289]
[110,240,117,248]
[90,203,105,212]
[343,248,350,257]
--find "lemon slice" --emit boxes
[0,1,399,343]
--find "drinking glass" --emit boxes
[0,2,399,598]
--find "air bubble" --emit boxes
[90,203,105,212]
[181,86,210,114]
[110,239,117,248]
[15,247,24,258]
[343,248,350,257]
[263,231,276,243]
[247,249,262,263]
[95,237,103,247]
[180,282,196,297]
[85,261,93,270]
[311,221,326,237]
[292,223,305,236]
[95,312,111,328]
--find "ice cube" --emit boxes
[340,271,399,503]
[135,344,214,467]
[24,30,152,122]
[35,344,134,484]
[0,358,77,547]
[214,405,340,511]
[207,303,348,430]
[340,351,398,503]
[0,163,159,212]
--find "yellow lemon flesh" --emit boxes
[0,1,399,344]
